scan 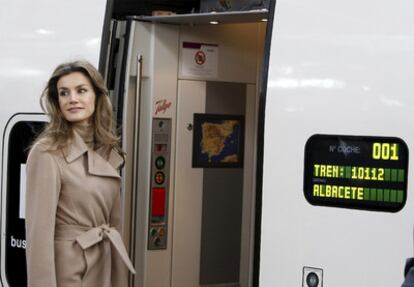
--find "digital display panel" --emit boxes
[304,134,408,212]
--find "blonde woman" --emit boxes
[25,61,135,287]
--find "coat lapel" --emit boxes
[103,147,124,170]
[64,131,88,163]
[88,149,121,179]
[64,131,121,179]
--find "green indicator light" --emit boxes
[384,189,390,202]
[391,169,398,182]
[370,188,377,201]
[364,188,370,200]
[390,190,397,202]
[150,228,157,236]
[384,169,390,181]
[345,166,351,178]
[155,156,166,169]
[377,189,383,202]
[397,190,404,203]
[340,166,345,178]
[398,169,405,182]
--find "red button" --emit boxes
[151,188,166,217]
[154,171,165,185]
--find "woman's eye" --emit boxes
[79,88,87,94]
[59,91,68,97]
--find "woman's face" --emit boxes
[57,72,96,125]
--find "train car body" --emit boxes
[260,0,414,286]
[0,1,106,285]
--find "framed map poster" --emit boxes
[192,113,245,168]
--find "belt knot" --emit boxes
[75,224,135,274]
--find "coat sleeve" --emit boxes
[25,144,61,287]
[110,189,129,287]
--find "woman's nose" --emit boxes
[68,92,79,103]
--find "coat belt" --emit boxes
[55,224,136,274]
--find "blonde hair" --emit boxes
[35,60,122,155]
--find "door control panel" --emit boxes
[148,118,171,250]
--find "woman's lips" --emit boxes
[67,107,83,112]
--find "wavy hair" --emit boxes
[35,60,122,155]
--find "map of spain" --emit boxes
[200,120,239,162]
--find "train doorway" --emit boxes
[105,11,268,287]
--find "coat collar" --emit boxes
[64,131,123,178]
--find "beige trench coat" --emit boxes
[25,131,135,287]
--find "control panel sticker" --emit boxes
[304,134,408,212]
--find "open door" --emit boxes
[102,4,269,287]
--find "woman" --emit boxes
[25,61,135,287]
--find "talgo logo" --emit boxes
[10,235,26,249]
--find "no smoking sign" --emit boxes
[181,42,218,78]
[195,50,206,65]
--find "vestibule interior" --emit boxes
[122,15,267,287]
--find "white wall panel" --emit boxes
[173,80,206,287]
[0,0,105,115]
[0,0,105,168]
[179,23,264,84]
[260,0,414,286]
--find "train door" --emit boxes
[104,10,268,287]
